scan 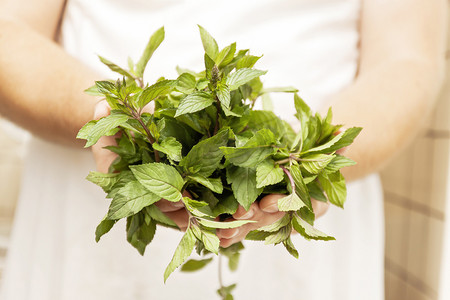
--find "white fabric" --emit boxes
[1,0,385,299]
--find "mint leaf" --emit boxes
[81,111,128,148]
[197,218,256,229]
[277,192,306,212]
[95,217,117,242]
[324,155,356,173]
[258,214,291,232]
[236,55,261,69]
[164,228,196,282]
[86,172,120,193]
[135,26,165,77]
[175,91,215,117]
[153,137,182,162]
[126,213,156,255]
[282,237,299,259]
[300,154,335,174]
[176,73,197,94]
[139,79,175,107]
[216,42,236,67]
[303,127,362,154]
[226,68,267,91]
[181,258,213,272]
[264,226,291,245]
[226,166,262,210]
[198,25,219,61]
[216,82,231,108]
[292,213,335,241]
[180,128,229,177]
[318,171,346,208]
[130,163,184,202]
[145,205,178,228]
[256,159,284,188]
[261,86,298,94]
[107,181,160,220]
[98,55,134,79]
[188,174,223,194]
[289,164,311,209]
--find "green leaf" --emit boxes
[294,93,311,118]
[198,229,220,254]
[283,236,299,259]
[175,91,215,117]
[324,155,356,173]
[95,217,117,242]
[136,26,165,77]
[302,127,362,155]
[217,284,237,300]
[277,193,306,212]
[292,213,335,241]
[95,80,116,95]
[289,164,311,209]
[164,228,196,282]
[210,194,239,217]
[180,128,229,177]
[145,205,178,228]
[82,111,129,148]
[264,226,291,245]
[245,230,271,241]
[181,258,213,272]
[98,55,134,79]
[318,171,346,208]
[197,218,256,229]
[307,181,327,202]
[226,166,262,210]
[175,73,197,94]
[261,86,299,94]
[126,213,157,255]
[221,129,277,168]
[188,174,223,194]
[152,137,182,161]
[84,85,103,96]
[139,80,175,107]
[198,25,219,61]
[107,181,160,220]
[301,154,335,174]
[236,55,262,69]
[86,172,120,193]
[226,68,267,91]
[256,159,284,188]
[130,163,184,202]
[216,42,236,67]
[216,82,231,108]
[258,214,291,232]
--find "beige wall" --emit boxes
[382,7,450,299]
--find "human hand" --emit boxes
[216,195,329,248]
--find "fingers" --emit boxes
[311,199,329,218]
[155,199,185,212]
[217,200,285,248]
[163,209,189,231]
[91,101,119,173]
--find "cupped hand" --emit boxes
[217,194,329,248]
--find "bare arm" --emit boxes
[0,0,100,146]
[330,0,447,181]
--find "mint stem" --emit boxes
[280,165,295,192]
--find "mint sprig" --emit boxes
[78,26,362,299]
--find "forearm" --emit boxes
[0,18,100,147]
[327,58,445,181]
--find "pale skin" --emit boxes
[0,0,447,247]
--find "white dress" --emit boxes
[1,0,385,299]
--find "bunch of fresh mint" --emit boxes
[77,26,361,299]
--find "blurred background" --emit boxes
[0,8,449,300]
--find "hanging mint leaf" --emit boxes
[181,258,214,272]
[130,163,184,202]
[95,217,117,242]
[86,172,120,193]
[188,174,223,194]
[174,91,215,117]
[164,228,196,282]
[292,213,334,241]
[126,212,157,255]
[278,193,305,212]
[135,26,165,77]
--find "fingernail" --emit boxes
[262,204,279,213]
[238,209,254,219]
[229,229,239,238]
[172,201,184,208]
